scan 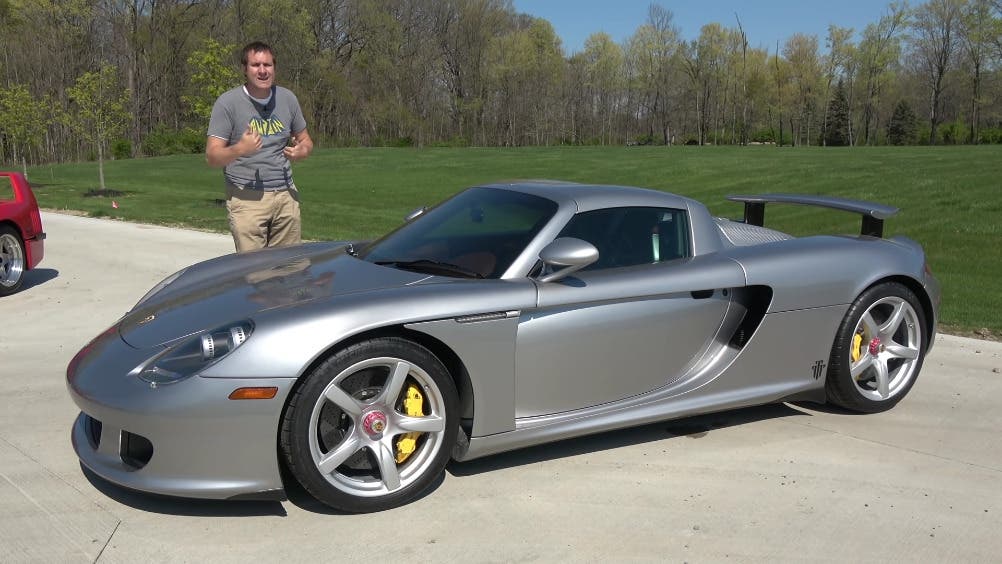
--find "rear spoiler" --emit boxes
[726,193,899,238]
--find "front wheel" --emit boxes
[280,337,458,512]
[826,282,926,413]
[0,226,27,296]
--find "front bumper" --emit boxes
[67,327,297,500]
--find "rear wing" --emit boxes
[726,193,899,238]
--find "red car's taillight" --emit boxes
[30,207,42,234]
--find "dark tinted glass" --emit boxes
[558,207,690,271]
[0,177,12,201]
[361,187,558,278]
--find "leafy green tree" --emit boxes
[855,2,909,145]
[824,80,851,146]
[0,84,50,176]
[580,32,625,145]
[64,65,130,191]
[487,17,564,145]
[2,0,95,162]
[783,33,822,146]
[887,98,918,145]
[821,25,854,146]
[682,23,730,145]
[183,38,241,121]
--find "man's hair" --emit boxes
[241,42,275,66]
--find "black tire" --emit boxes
[280,337,458,512]
[0,225,27,297]
[826,282,926,413]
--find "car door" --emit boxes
[513,207,746,418]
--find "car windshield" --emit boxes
[359,187,558,279]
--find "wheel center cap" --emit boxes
[362,411,388,437]
[868,337,882,356]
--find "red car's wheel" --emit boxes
[0,225,26,296]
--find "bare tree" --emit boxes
[959,0,997,143]
[647,4,681,145]
[735,14,749,144]
[911,0,964,145]
[437,0,514,145]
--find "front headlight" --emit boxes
[131,320,254,387]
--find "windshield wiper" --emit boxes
[375,259,484,279]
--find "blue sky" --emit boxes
[511,0,899,53]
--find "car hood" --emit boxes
[118,242,431,349]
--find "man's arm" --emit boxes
[283,129,314,162]
[205,125,262,168]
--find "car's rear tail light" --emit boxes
[29,208,42,234]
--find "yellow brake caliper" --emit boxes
[395,384,424,463]
[851,331,865,363]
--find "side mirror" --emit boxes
[537,237,599,283]
[404,206,427,222]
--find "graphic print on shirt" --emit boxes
[249,115,286,137]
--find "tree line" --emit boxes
[1,0,1001,172]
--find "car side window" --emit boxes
[558,207,690,271]
[0,176,13,201]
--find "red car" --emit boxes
[0,172,45,296]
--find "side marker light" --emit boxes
[228,387,279,400]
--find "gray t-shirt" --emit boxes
[207,85,307,190]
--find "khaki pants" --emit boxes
[225,182,301,252]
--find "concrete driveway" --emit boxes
[0,212,999,562]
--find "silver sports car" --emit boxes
[67,181,940,513]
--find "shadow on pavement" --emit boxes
[789,401,863,415]
[81,403,823,515]
[448,403,811,476]
[81,465,288,517]
[280,461,446,515]
[21,267,58,291]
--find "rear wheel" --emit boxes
[280,337,458,512]
[0,226,26,296]
[826,282,926,412]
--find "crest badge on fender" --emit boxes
[811,360,826,380]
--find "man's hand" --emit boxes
[205,123,262,167]
[236,124,262,156]
[283,129,314,162]
[205,123,262,168]
[283,137,308,161]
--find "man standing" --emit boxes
[206,42,313,252]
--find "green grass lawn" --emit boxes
[20,145,1002,337]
